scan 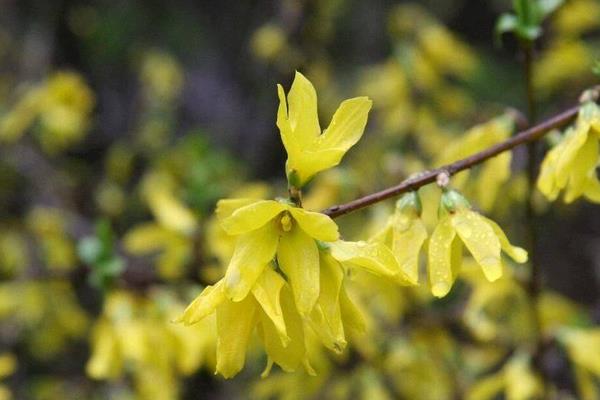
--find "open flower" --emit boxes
[277,72,372,187]
[216,198,339,315]
[428,189,528,297]
[537,101,600,203]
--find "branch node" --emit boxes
[436,171,450,189]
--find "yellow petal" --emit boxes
[177,280,225,325]
[309,252,346,352]
[452,210,502,282]
[330,240,414,284]
[224,221,279,301]
[251,268,288,345]
[215,295,257,378]
[482,217,528,263]
[289,208,339,242]
[220,200,286,235]
[537,144,561,201]
[123,223,170,254]
[258,286,307,373]
[289,148,346,186]
[317,97,372,151]
[565,134,598,203]
[339,286,367,336]
[287,71,321,146]
[428,216,457,297]
[215,198,263,221]
[392,215,427,284]
[277,225,320,316]
[555,126,589,188]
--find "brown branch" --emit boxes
[322,104,581,218]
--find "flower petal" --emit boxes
[452,210,502,282]
[215,296,257,378]
[258,286,307,373]
[177,280,226,325]
[287,71,321,146]
[330,240,414,284]
[220,200,286,236]
[277,225,320,316]
[251,268,288,345]
[216,198,262,221]
[392,216,427,284]
[481,217,528,264]
[289,208,339,242]
[309,252,346,352]
[428,216,457,297]
[317,96,372,152]
[224,221,279,301]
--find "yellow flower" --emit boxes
[560,328,600,378]
[277,72,372,187]
[370,192,427,285]
[537,101,600,203]
[178,267,311,378]
[179,196,414,377]
[428,190,528,297]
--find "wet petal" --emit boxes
[428,216,457,297]
[481,217,528,263]
[287,71,321,146]
[330,240,414,284]
[452,210,502,282]
[216,198,263,221]
[392,216,427,284]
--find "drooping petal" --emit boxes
[330,240,414,284]
[317,97,372,152]
[537,144,562,201]
[564,134,599,203]
[287,71,321,146]
[555,126,588,188]
[223,221,279,301]
[392,215,427,284]
[451,210,502,282]
[177,280,226,325]
[258,286,307,374]
[481,217,528,263]
[339,286,367,336]
[220,200,286,235]
[309,252,346,352]
[289,207,339,242]
[251,267,288,345]
[277,225,320,316]
[428,216,457,297]
[215,198,263,221]
[215,296,257,378]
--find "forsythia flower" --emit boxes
[428,189,528,297]
[370,192,427,284]
[537,101,600,203]
[277,71,372,187]
[178,197,415,377]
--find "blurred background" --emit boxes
[0,0,599,399]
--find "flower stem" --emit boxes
[322,102,585,218]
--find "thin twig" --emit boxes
[322,104,581,218]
